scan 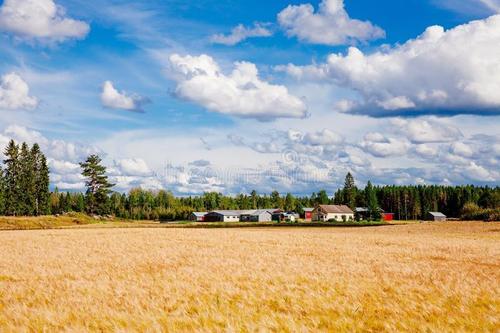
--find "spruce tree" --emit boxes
[37,153,50,215]
[3,140,20,216]
[29,144,50,216]
[343,172,357,210]
[19,142,36,215]
[80,154,115,215]
[365,181,380,220]
[0,167,5,215]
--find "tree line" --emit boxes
[48,172,498,221]
[1,142,498,220]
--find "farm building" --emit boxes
[312,205,354,222]
[302,208,314,221]
[189,212,207,222]
[272,210,299,222]
[427,212,447,221]
[382,213,394,221]
[355,207,394,221]
[204,211,243,222]
[240,210,273,222]
[355,207,369,220]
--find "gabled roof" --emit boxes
[429,212,446,217]
[191,212,207,217]
[316,205,354,214]
[207,210,254,216]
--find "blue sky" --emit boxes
[0,0,499,194]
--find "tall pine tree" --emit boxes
[3,140,20,216]
[19,142,36,215]
[0,166,5,215]
[33,145,50,216]
[365,181,380,220]
[343,172,357,210]
[80,154,115,215]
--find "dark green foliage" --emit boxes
[80,154,115,215]
[365,181,380,220]
[343,172,357,210]
[1,140,50,216]
[3,140,21,215]
[0,167,5,214]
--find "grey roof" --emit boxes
[240,209,276,216]
[208,210,255,216]
[429,212,446,217]
[303,208,314,212]
[355,207,369,212]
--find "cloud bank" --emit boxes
[278,15,500,117]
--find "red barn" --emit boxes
[382,213,394,221]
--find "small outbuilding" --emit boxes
[302,208,314,221]
[427,212,447,221]
[189,212,207,222]
[204,211,242,222]
[355,207,369,221]
[240,210,273,222]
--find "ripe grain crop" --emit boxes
[0,222,498,332]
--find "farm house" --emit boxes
[312,205,354,222]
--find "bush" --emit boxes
[461,202,500,221]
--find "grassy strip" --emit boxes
[0,213,101,230]
[162,220,390,228]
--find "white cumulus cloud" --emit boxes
[360,133,410,157]
[277,0,385,45]
[101,81,148,113]
[302,129,344,146]
[0,0,89,42]
[0,73,38,110]
[114,158,152,177]
[168,54,308,120]
[210,22,272,46]
[392,118,463,143]
[279,15,500,116]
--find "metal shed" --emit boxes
[427,212,447,221]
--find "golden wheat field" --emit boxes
[0,222,498,332]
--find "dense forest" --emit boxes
[1,140,499,221]
[0,140,50,216]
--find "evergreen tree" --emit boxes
[0,167,5,215]
[19,142,36,215]
[3,140,21,216]
[343,172,357,210]
[35,153,50,215]
[80,154,115,215]
[317,190,330,205]
[365,181,380,220]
